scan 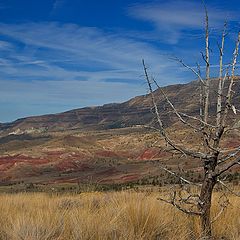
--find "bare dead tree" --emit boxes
[142,5,240,239]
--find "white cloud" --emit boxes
[128,0,239,44]
[0,22,190,122]
[0,22,168,71]
[0,22,188,82]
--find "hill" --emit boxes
[0,78,239,188]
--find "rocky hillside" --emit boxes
[1,77,240,135]
[0,78,239,187]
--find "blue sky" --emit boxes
[0,0,239,122]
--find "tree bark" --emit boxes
[198,161,217,239]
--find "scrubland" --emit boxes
[0,189,239,240]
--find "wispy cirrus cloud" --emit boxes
[1,0,238,122]
[0,22,189,122]
[0,22,180,82]
[128,0,240,44]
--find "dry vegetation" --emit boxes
[0,189,239,240]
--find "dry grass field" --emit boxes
[0,189,239,240]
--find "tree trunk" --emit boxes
[198,173,216,239]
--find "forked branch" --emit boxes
[142,59,212,160]
[151,77,201,131]
[158,190,202,216]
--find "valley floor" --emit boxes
[0,189,239,240]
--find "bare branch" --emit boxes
[142,155,203,192]
[179,193,201,205]
[151,77,201,131]
[148,159,201,186]
[211,193,229,224]
[178,188,201,206]
[221,67,230,90]
[203,2,210,124]
[201,51,208,65]
[218,146,240,164]
[217,180,240,197]
[214,156,240,177]
[216,21,227,127]
[142,59,164,132]
[197,63,204,121]
[158,191,202,216]
[178,112,217,128]
[221,32,240,128]
[172,57,206,86]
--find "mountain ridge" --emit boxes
[2,77,240,136]
[3,78,237,135]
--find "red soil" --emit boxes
[138,148,168,160]
[0,155,49,170]
[56,160,90,171]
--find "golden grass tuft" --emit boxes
[0,190,239,239]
